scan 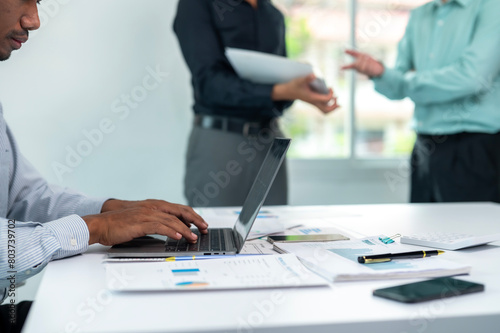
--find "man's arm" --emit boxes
[1,120,208,293]
[341,10,414,100]
[5,125,108,222]
[344,1,500,105]
[0,215,90,290]
[0,199,209,296]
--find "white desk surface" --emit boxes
[23,203,500,333]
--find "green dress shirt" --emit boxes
[372,0,500,135]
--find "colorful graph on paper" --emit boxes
[106,254,327,291]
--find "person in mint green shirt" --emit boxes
[343,0,500,203]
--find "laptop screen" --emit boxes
[233,138,291,250]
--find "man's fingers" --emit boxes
[341,63,356,70]
[311,93,333,103]
[315,94,341,114]
[344,49,361,57]
[343,55,371,76]
[304,73,316,82]
[342,50,373,75]
[153,212,200,243]
[321,103,340,113]
[147,200,209,232]
[131,208,200,243]
[171,206,209,234]
[358,56,371,73]
[314,102,334,114]
[138,223,182,242]
[295,74,316,86]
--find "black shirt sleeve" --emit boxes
[173,0,292,119]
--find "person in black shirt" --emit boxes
[174,0,339,207]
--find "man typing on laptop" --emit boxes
[0,1,207,332]
[108,138,290,258]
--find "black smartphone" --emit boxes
[373,277,484,303]
[267,234,349,243]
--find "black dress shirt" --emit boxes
[173,0,293,121]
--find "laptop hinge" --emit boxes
[232,229,242,253]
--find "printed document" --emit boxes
[106,254,327,291]
[274,236,471,282]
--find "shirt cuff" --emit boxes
[46,215,90,260]
[253,84,276,111]
[372,67,401,88]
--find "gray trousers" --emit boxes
[184,125,288,207]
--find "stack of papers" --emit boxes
[274,236,471,282]
[106,254,327,291]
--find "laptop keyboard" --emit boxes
[165,229,226,252]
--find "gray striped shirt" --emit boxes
[0,103,107,302]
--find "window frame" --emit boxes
[282,0,415,168]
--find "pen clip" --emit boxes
[358,256,392,264]
[363,258,392,264]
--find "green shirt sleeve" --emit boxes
[373,0,500,106]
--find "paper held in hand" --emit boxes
[225,47,313,84]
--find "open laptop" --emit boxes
[107,138,291,258]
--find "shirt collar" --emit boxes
[433,0,472,7]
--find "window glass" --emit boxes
[275,0,349,158]
[355,0,426,157]
[274,0,427,159]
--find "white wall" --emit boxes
[0,0,192,203]
[0,0,409,207]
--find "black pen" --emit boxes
[358,250,445,264]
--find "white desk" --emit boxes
[23,203,500,333]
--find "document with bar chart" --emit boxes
[105,254,327,291]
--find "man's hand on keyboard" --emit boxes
[82,199,209,246]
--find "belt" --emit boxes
[194,115,277,137]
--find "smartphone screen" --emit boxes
[267,234,349,243]
[373,277,484,303]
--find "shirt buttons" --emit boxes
[437,20,444,27]
[71,238,77,247]
[25,270,31,275]
[429,53,435,59]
